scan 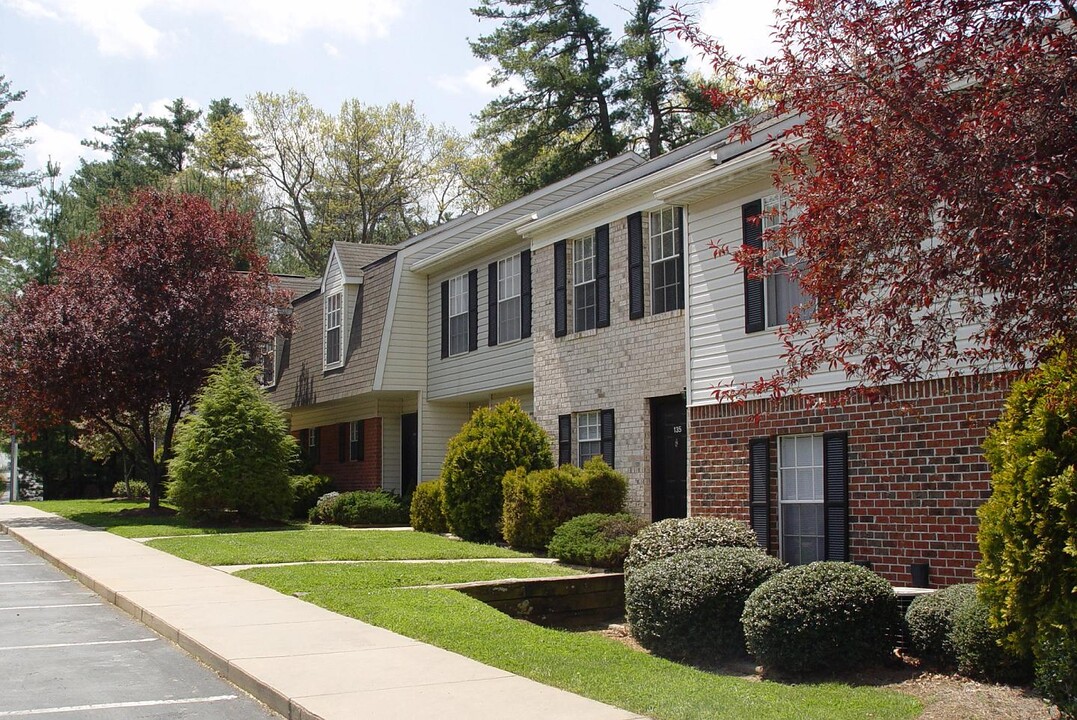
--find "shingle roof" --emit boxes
[270,274,321,300]
[333,242,398,278]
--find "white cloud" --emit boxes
[324,42,340,58]
[435,63,525,98]
[1,0,404,58]
[26,121,108,178]
[675,0,781,73]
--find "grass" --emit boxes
[147,527,531,564]
[239,562,922,720]
[16,499,262,538]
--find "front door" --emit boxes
[401,413,418,497]
[651,395,687,520]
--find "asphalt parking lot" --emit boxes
[0,533,280,719]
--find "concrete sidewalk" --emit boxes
[0,505,646,720]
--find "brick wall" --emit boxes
[299,418,383,492]
[689,374,1010,586]
[532,215,686,516]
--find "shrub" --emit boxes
[978,348,1077,672]
[949,585,1031,683]
[547,513,648,570]
[501,458,626,551]
[112,480,149,500]
[410,479,449,533]
[626,547,784,661]
[440,399,553,542]
[905,583,974,665]
[308,489,408,526]
[625,517,757,574]
[1035,626,1077,720]
[290,474,334,520]
[167,347,296,521]
[741,562,899,676]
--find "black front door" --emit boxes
[651,395,687,520]
[401,412,418,497]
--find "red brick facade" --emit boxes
[297,418,383,493]
[689,375,1009,587]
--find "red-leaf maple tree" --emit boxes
[677,0,1077,401]
[0,189,290,507]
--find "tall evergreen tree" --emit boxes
[0,75,39,230]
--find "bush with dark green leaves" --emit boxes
[501,457,626,551]
[1035,626,1077,720]
[290,474,334,520]
[741,562,899,676]
[625,517,757,574]
[410,479,449,533]
[112,480,149,500]
[949,584,1032,683]
[977,349,1076,711]
[308,489,408,526]
[905,583,971,665]
[440,399,553,542]
[167,348,296,521]
[547,513,648,570]
[626,546,784,661]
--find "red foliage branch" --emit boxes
[0,189,291,505]
[675,0,1077,403]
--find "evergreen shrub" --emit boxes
[290,474,334,520]
[308,489,408,526]
[547,512,648,569]
[625,517,757,574]
[112,480,150,500]
[410,479,449,533]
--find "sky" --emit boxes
[0,0,780,187]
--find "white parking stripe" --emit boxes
[0,695,238,716]
[0,638,156,652]
[0,580,69,586]
[0,563,44,567]
[0,550,25,553]
[0,603,99,611]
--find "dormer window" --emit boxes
[325,291,343,367]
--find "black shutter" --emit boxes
[675,206,686,311]
[742,199,765,334]
[554,241,567,337]
[300,429,309,455]
[748,437,771,549]
[313,426,321,464]
[628,212,644,320]
[354,419,365,462]
[600,409,615,468]
[440,280,449,359]
[595,224,610,328]
[488,262,498,347]
[823,431,850,561]
[521,249,532,339]
[558,414,572,466]
[338,423,348,463]
[468,269,478,352]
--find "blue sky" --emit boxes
[0,0,778,184]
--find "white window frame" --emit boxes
[777,434,825,566]
[324,291,343,368]
[649,207,681,315]
[762,194,810,328]
[573,234,596,332]
[497,254,522,343]
[448,273,469,356]
[577,411,601,465]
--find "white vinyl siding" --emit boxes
[577,411,601,465]
[778,434,825,565]
[649,207,681,315]
[573,234,596,332]
[498,254,522,343]
[447,274,469,356]
[325,291,343,368]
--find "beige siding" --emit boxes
[378,267,427,391]
[420,399,471,481]
[379,397,403,494]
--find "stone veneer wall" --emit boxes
[532,215,686,517]
[689,374,1010,586]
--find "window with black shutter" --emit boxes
[488,262,498,347]
[440,280,449,359]
[467,269,478,351]
[554,241,567,337]
[521,249,532,339]
[338,423,348,463]
[628,212,644,320]
[742,199,765,333]
[558,414,572,465]
[748,437,771,549]
[823,431,849,562]
[600,409,615,468]
[595,224,610,328]
[350,420,365,462]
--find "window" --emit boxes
[778,434,825,565]
[649,207,682,314]
[573,235,596,332]
[305,427,320,465]
[259,339,275,386]
[350,420,364,462]
[325,291,343,366]
[498,254,522,343]
[448,273,469,356]
[577,411,601,465]
[762,195,810,328]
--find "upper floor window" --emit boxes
[577,411,601,465]
[448,273,469,356]
[498,254,522,343]
[762,195,810,328]
[325,291,343,367]
[573,234,596,332]
[259,339,276,386]
[649,207,682,314]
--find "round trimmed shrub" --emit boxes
[626,546,784,660]
[410,479,449,533]
[625,517,757,574]
[290,474,334,520]
[741,561,899,676]
[309,490,408,526]
[547,513,648,570]
[950,585,1031,683]
[906,583,976,665]
[440,399,553,542]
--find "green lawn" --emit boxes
[147,527,531,564]
[239,562,922,720]
[17,499,265,538]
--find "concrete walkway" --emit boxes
[0,505,645,720]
